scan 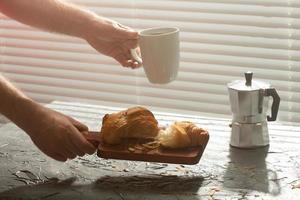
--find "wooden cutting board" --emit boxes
[86,131,209,165]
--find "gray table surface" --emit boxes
[0,101,299,200]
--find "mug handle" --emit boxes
[130,49,142,64]
[265,88,280,121]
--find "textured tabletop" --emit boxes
[0,101,299,200]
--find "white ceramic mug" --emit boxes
[131,27,180,84]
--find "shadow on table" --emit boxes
[0,177,79,200]
[223,145,281,196]
[94,174,204,192]
[0,175,204,199]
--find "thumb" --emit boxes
[113,23,138,39]
[67,116,88,132]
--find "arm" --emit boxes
[0,75,28,122]
[0,0,141,68]
[0,75,96,161]
[0,0,95,39]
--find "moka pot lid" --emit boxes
[228,71,270,91]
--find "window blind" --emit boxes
[0,0,299,122]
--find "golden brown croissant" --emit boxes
[101,106,159,144]
[157,121,209,149]
[100,107,209,149]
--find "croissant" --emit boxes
[100,107,209,149]
[101,106,159,144]
[157,121,209,149]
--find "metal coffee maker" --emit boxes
[228,72,280,148]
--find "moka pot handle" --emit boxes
[265,88,280,121]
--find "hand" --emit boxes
[84,16,141,69]
[17,101,96,162]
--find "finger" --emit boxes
[125,60,135,69]
[68,126,97,155]
[126,48,142,67]
[132,61,142,68]
[125,50,142,69]
[113,53,131,67]
[67,116,89,132]
[128,57,142,69]
[66,141,85,157]
[81,131,100,148]
[124,60,139,69]
[67,153,77,160]
[68,154,77,160]
[51,153,67,162]
[114,48,140,69]
[60,148,77,160]
[119,49,137,69]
